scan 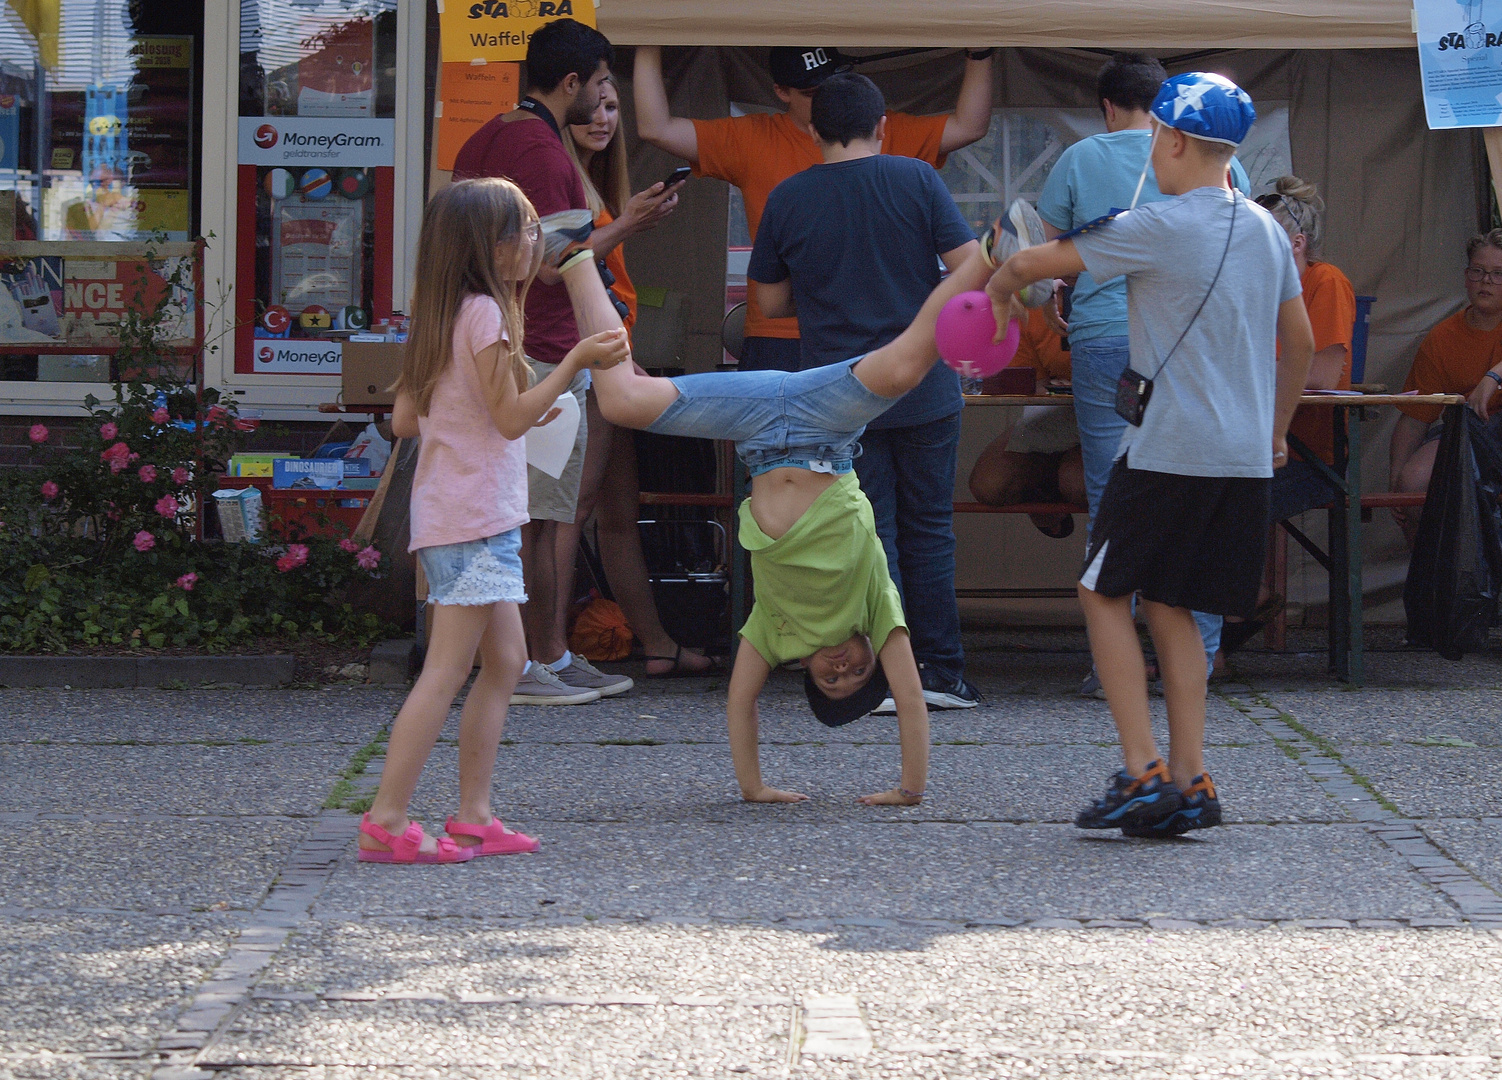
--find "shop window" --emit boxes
[235,0,399,377]
[0,0,203,382]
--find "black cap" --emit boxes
[768,47,851,90]
[804,661,890,728]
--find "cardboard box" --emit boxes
[273,458,345,490]
[213,488,264,543]
[229,452,296,477]
[341,341,404,407]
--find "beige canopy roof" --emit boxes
[597,1,1415,50]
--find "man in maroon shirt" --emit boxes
[452,19,630,705]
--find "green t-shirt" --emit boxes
[738,472,907,666]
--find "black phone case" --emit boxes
[1114,366,1153,426]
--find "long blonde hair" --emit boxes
[1257,175,1325,256]
[399,178,536,414]
[562,74,631,218]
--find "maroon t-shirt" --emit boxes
[452,111,587,366]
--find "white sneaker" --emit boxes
[871,697,897,715]
[510,664,602,705]
[983,198,1054,308]
[553,655,633,697]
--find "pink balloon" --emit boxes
[935,291,1021,378]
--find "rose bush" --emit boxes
[0,348,393,653]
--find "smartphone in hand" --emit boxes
[660,165,691,190]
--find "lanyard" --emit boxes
[515,96,561,141]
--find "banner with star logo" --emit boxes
[440,0,598,65]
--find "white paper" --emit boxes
[524,392,580,479]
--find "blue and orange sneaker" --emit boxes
[1074,758,1183,830]
[1121,773,1222,838]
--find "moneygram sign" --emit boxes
[253,341,343,374]
[238,117,395,167]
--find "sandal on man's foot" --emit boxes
[358,813,473,865]
[644,645,719,679]
[445,815,539,856]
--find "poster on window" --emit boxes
[1416,0,1502,127]
[270,198,363,314]
[0,257,63,343]
[62,258,196,346]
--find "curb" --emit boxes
[367,638,417,685]
[0,654,297,688]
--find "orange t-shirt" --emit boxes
[1010,306,1071,381]
[596,207,637,333]
[1398,307,1502,424]
[692,110,949,340]
[1285,260,1356,464]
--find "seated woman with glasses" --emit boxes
[1388,228,1502,547]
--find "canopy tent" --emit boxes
[597,1,1416,50]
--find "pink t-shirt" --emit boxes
[408,295,530,551]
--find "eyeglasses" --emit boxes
[524,222,542,242]
[1464,265,1502,284]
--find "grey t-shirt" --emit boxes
[1071,187,1302,479]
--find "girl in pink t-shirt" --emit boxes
[358,178,628,864]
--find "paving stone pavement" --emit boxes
[2,629,1500,1079]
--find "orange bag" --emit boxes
[569,596,634,662]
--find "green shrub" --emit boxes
[0,244,393,654]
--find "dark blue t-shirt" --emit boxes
[747,155,976,428]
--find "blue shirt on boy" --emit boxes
[748,155,976,428]
[1038,129,1251,346]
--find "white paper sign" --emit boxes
[1415,0,1502,128]
[524,392,580,479]
[238,117,395,167]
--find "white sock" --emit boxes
[546,650,573,673]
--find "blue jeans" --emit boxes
[1071,335,1222,668]
[855,414,965,679]
[646,357,890,474]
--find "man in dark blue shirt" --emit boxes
[747,72,981,710]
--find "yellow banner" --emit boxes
[440,0,597,65]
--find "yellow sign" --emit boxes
[439,0,596,65]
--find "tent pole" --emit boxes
[1484,128,1502,217]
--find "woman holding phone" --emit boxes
[556,75,715,678]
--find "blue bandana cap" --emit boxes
[1150,72,1256,147]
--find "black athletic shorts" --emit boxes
[1079,458,1271,618]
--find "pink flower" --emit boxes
[151,407,170,425]
[40,480,59,501]
[138,464,157,483]
[338,538,359,553]
[154,494,178,518]
[28,423,48,444]
[171,467,189,486]
[100,442,132,473]
[356,545,381,570]
[132,530,155,552]
[275,544,309,573]
[99,421,117,440]
[175,572,197,591]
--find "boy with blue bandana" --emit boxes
[985,74,1316,836]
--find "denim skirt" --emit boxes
[417,527,527,607]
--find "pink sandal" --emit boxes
[358,814,473,864]
[445,815,540,856]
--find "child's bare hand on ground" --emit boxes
[858,787,922,806]
[741,785,809,804]
[568,328,630,372]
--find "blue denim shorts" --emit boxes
[417,528,527,607]
[646,358,893,476]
